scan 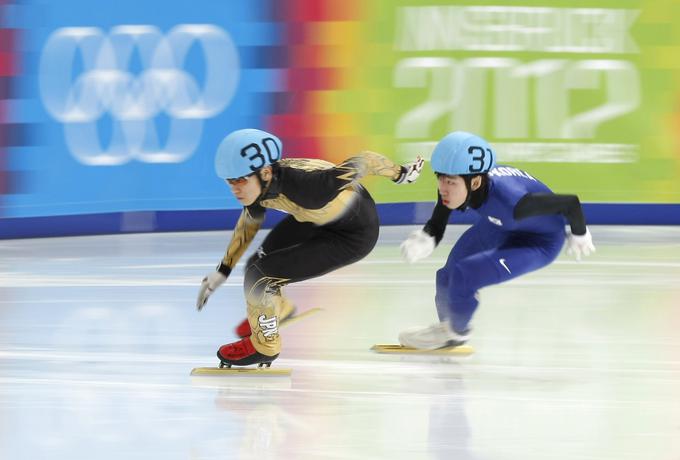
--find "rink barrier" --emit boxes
[1,202,680,239]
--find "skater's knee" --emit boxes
[244,262,286,300]
[245,252,258,269]
[450,263,470,295]
[244,263,266,293]
[436,268,449,284]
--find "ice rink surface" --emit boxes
[1,225,679,460]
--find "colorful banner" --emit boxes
[2,0,283,217]
[1,0,679,221]
[347,0,680,204]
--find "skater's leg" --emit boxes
[243,224,378,357]
[220,192,379,365]
[233,216,313,338]
[254,215,320,257]
[434,268,450,322]
[445,233,565,332]
[402,231,564,350]
[435,225,500,323]
[235,290,296,338]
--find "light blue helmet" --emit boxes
[430,131,496,176]
[214,129,283,180]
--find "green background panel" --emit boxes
[348,0,680,204]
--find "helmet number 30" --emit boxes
[240,138,281,172]
[467,146,493,173]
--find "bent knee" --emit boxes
[436,268,449,285]
[244,262,267,291]
[449,263,471,295]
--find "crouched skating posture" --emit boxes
[197,128,424,366]
[399,131,595,349]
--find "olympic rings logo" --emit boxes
[39,25,240,165]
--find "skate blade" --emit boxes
[280,307,322,329]
[190,367,292,376]
[370,344,475,356]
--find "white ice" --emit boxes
[1,225,679,460]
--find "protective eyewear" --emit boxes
[226,174,254,186]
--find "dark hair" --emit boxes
[435,172,485,181]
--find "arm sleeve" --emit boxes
[333,151,403,185]
[218,204,265,276]
[513,192,587,235]
[422,192,453,245]
[279,151,404,207]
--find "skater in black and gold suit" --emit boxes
[197,128,424,367]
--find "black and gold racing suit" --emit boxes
[216,152,403,357]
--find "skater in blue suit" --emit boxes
[399,131,595,349]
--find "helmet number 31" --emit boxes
[468,146,493,173]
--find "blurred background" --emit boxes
[1,0,679,238]
[1,3,680,459]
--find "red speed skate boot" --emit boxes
[234,318,253,339]
[216,337,279,368]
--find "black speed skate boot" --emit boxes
[216,337,279,368]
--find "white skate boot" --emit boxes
[398,322,469,350]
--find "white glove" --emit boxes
[196,271,228,311]
[394,156,425,184]
[566,228,595,261]
[400,229,436,263]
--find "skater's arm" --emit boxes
[422,192,453,245]
[334,151,424,186]
[335,151,403,183]
[401,191,449,262]
[513,193,587,235]
[218,204,265,276]
[277,151,422,207]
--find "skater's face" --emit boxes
[437,175,482,209]
[227,167,272,206]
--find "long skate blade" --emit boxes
[190,367,292,376]
[370,344,474,356]
[280,307,322,329]
[192,309,322,375]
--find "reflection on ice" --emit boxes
[1,226,680,460]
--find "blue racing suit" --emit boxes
[424,166,586,333]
